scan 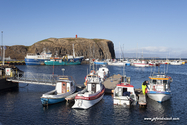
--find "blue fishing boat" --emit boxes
[25,49,52,65]
[94,59,107,65]
[41,76,76,105]
[147,73,172,103]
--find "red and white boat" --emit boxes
[148,61,160,66]
[132,60,149,67]
[113,76,137,106]
[72,75,105,109]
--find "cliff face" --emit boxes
[4,38,115,60]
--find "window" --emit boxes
[92,84,95,88]
[153,80,156,84]
[163,80,167,84]
[157,80,162,84]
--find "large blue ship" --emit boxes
[25,49,52,65]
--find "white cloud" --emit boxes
[115,46,187,58]
[142,46,169,53]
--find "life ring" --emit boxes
[90,70,96,74]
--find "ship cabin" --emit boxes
[55,77,74,94]
[114,76,136,99]
[148,74,172,92]
[86,75,102,93]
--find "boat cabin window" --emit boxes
[118,87,122,96]
[123,88,130,96]
[92,76,96,78]
[92,84,95,88]
[153,80,156,84]
[63,84,65,86]
[114,87,119,97]
[70,82,73,86]
[156,80,162,84]
[123,88,127,92]
[163,80,167,84]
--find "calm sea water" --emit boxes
[0,64,186,125]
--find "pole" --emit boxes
[1,31,4,65]
[3,46,5,65]
[1,31,3,62]
[53,60,54,75]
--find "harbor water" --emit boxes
[0,64,186,125]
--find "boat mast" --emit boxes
[141,48,143,61]
[72,44,75,57]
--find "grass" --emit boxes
[38,39,53,43]
[66,38,76,42]
[92,39,104,43]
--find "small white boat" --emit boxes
[41,76,76,106]
[96,65,110,82]
[113,76,137,106]
[133,60,149,67]
[108,60,125,66]
[170,60,182,65]
[147,73,172,102]
[72,75,105,109]
[84,65,109,85]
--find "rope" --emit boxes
[19,84,29,88]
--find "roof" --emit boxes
[149,77,171,80]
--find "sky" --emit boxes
[0,0,187,58]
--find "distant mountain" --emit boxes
[4,38,115,60]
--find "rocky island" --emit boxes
[5,38,115,60]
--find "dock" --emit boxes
[65,86,86,103]
[135,88,147,106]
[102,74,122,94]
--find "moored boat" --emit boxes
[170,60,183,65]
[96,65,110,82]
[25,49,52,65]
[108,60,125,66]
[41,75,76,105]
[44,59,82,65]
[132,60,149,67]
[44,44,84,65]
[113,76,137,106]
[147,73,172,103]
[72,74,105,109]
[94,59,107,65]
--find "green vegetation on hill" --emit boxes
[38,39,53,43]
